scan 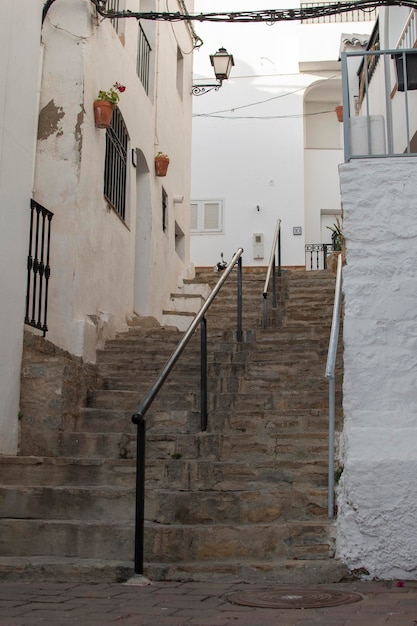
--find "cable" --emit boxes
[91,0,417,24]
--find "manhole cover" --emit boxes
[226,587,363,609]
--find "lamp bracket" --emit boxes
[191,82,222,96]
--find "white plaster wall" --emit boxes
[0,1,43,453]
[35,0,193,358]
[338,157,417,580]
[191,0,374,268]
[191,1,308,268]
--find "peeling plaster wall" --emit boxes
[34,0,193,359]
[0,1,44,453]
[337,157,417,579]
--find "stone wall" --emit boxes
[337,157,417,579]
[19,332,102,456]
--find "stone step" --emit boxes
[145,558,348,584]
[0,456,136,486]
[0,517,334,563]
[0,456,329,492]
[0,485,135,521]
[75,407,337,435]
[145,488,328,524]
[0,556,134,583]
[0,519,134,561]
[39,429,330,461]
[144,520,335,562]
[0,483,327,525]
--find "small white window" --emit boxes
[190,200,223,233]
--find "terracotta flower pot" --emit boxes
[335,105,343,123]
[155,155,170,177]
[94,100,114,129]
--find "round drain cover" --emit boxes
[226,587,363,609]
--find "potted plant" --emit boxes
[155,151,170,177]
[335,105,343,122]
[326,218,346,272]
[93,82,126,129]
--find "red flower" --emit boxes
[115,83,126,93]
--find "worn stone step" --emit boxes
[145,458,329,491]
[50,429,330,462]
[145,558,348,584]
[0,456,136,487]
[0,519,135,560]
[144,520,335,562]
[0,556,134,583]
[146,488,328,525]
[0,486,135,521]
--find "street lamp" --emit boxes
[192,47,235,96]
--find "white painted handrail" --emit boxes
[325,252,343,518]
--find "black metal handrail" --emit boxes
[25,200,53,336]
[131,247,244,576]
[262,219,281,329]
[305,243,336,270]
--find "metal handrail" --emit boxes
[262,219,281,329]
[325,252,343,518]
[131,247,244,576]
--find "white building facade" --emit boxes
[190,0,374,269]
[337,7,417,580]
[0,0,195,454]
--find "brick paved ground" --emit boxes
[1,580,417,625]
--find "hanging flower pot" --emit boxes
[93,100,114,129]
[155,152,170,177]
[335,105,343,122]
[93,82,126,129]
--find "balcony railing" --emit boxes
[341,46,417,160]
[301,0,376,23]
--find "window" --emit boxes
[104,107,129,221]
[137,21,152,95]
[190,200,223,233]
[162,188,168,232]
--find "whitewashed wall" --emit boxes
[338,157,417,579]
[36,0,193,359]
[191,0,373,268]
[0,1,43,453]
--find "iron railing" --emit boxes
[131,247,244,576]
[325,252,343,518]
[137,22,152,95]
[300,0,376,23]
[262,219,281,329]
[25,200,53,336]
[305,243,336,270]
[341,47,417,160]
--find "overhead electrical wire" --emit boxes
[90,0,417,24]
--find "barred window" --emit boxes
[137,22,152,95]
[104,107,129,221]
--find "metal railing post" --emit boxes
[277,227,282,277]
[328,377,336,518]
[325,253,343,519]
[133,413,146,575]
[272,254,277,309]
[200,316,208,431]
[262,219,282,330]
[237,256,242,342]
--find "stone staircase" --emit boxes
[0,268,346,583]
